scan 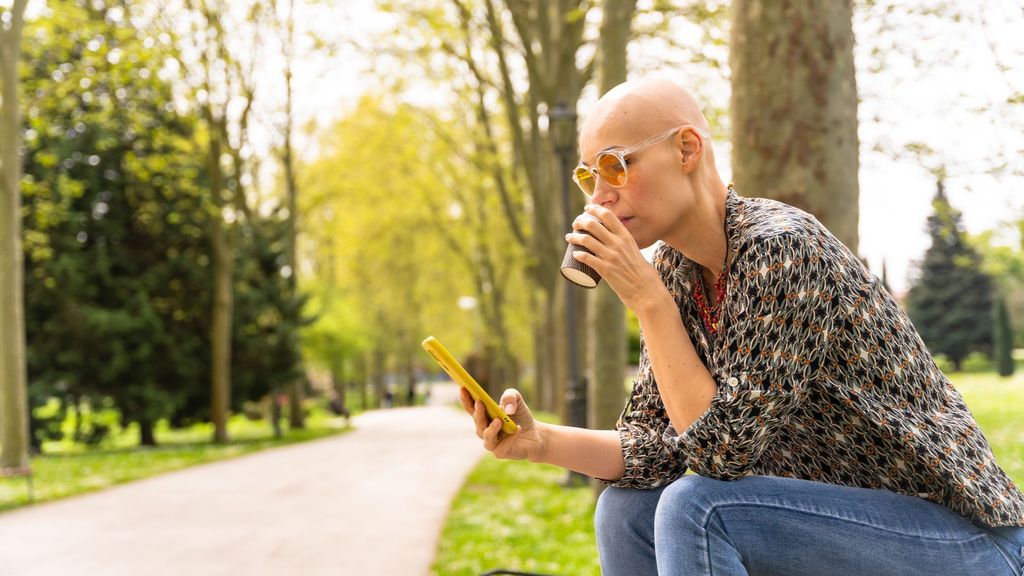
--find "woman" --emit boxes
[460,77,1024,575]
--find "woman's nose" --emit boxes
[588,178,618,206]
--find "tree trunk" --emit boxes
[332,358,348,414]
[995,296,1015,377]
[0,0,30,472]
[282,0,305,431]
[357,353,369,411]
[550,284,568,420]
[495,0,588,416]
[587,0,638,497]
[533,290,555,412]
[208,127,233,444]
[139,419,157,447]
[210,213,234,443]
[372,345,386,408]
[730,0,860,252]
[287,380,305,427]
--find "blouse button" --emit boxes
[727,377,739,387]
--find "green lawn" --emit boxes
[0,404,351,513]
[432,370,1024,576]
[431,458,600,576]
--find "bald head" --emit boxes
[579,78,711,160]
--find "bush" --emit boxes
[961,352,993,373]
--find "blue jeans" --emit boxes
[595,475,1024,576]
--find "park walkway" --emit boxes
[0,384,485,576]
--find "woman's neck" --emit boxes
[664,182,730,277]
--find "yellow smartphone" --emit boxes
[421,336,518,435]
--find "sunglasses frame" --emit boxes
[571,124,711,197]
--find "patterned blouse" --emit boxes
[609,189,1024,528]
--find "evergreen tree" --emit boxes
[906,180,995,371]
[21,1,305,447]
[881,259,893,295]
[21,1,211,447]
[995,295,1015,377]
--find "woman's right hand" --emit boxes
[459,387,545,462]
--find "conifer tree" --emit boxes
[906,180,995,371]
[995,296,1015,377]
[881,259,893,295]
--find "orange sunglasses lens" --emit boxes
[596,153,627,186]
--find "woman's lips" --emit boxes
[619,216,634,227]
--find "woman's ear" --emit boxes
[678,127,704,173]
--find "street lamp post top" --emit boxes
[548,100,578,155]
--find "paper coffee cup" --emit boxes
[561,239,600,288]
[561,213,603,289]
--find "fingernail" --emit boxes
[504,403,514,414]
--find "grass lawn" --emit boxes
[953,370,1024,483]
[431,458,600,576]
[0,404,351,514]
[432,370,1024,576]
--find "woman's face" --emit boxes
[578,124,696,250]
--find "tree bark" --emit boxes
[533,291,555,411]
[0,0,30,472]
[497,0,589,415]
[139,420,157,447]
[281,0,305,430]
[730,0,860,252]
[209,201,234,443]
[186,0,261,443]
[208,124,233,444]
[331,358,348,415]
[372,344,386,408]
[587,0,638,496]
[357,353,369,411]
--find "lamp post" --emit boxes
[549,101,588,486]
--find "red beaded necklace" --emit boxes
[693,182,734,336]
[693,267,727,335]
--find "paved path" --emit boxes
[0,384,484,576]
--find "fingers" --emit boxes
[473,398,488,437]
[465,387,526,454]
[458,386,474,414]
[564,230,602,256]
[499,388,521,416]
[470,397,502,450]
[481,417,502,451]
[570,212,612,246]
[567,205,630,255]
[460,388,491,439]
[584,204,627,235]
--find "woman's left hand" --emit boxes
[565,204,669,312]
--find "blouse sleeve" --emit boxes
[602,339,689,488]
[663,229,845,479]
[599,244,691,488]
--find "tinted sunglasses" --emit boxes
[571,125,711,197]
